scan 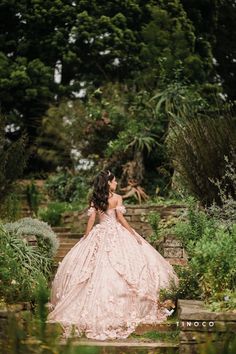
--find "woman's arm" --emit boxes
[116,196,142,244]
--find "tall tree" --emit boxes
[0,0,219,172]
[138,1,215,88]
[181,0,236,100]
[0,0,76,171]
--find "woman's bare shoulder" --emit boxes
[113,193,122,200]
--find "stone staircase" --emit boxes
[53,318,180,352]
[52,225,188,267]
[52,225,187,268]
[52,226,83,264]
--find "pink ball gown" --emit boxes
[46,205,179,340]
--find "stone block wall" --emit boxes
[62,204,188,265]
[177,299,236,354]
[63,204,185,234]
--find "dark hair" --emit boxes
[89,170,115,212]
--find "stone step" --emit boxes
[59,338,179,350]
[56,243,78,251]
[57,246,77,253]
[134,321,178,334]
[20,206,31,212]
[46,322,179,350]
[56,232,82,239]
[20,211,32,217]
[52,226,72,233]
[165,258,188,266]
[58,238,80,244]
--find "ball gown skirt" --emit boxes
[46,205,179,340]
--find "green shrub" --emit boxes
[4,217,59,257]
[170,202,236,304]
[0,225,53,303]
[26,181,41,216]
[38,201,71,226]
[199,333,236,354]
[0,191,21,222]
[173,202,218,256]
[45,172,89,203]
[190,225,236,299]
[0,116,28,203]
[159,264,202,302]
[207,156,236,229]
[147,211,162,244]
[206,289,236,312]
[167,99,236,206]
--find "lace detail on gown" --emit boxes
[115,205,126,214]
[87,206,96,216]
[47,205,179,340]
[87,205,126,216]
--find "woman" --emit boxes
[47,170,179,340]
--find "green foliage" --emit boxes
[140,2,213,87]
[0,0,74,171]
[207,156,236,228]
[146,211,162,244]
[0,0,218,174]
[171,113,236,206]
[0,117,28,202]
[182,0,236,101]
[0,224,53,303]
[206,289,236,313]
[1,278,70,353]
[199,335,236,354]
[170,202,236,305]
[165,85,236,206]
[159,264,202,302]
[33,275,51,342]
[26,181,41,216]
[50,83,171,190]
[106,120,159,157]
[130,328,179,343]
[174,203,218,255]
[213,0,236,101]
[38,172,90,226]
[45,172,89,204]
[4,217,59,257]
[190,226,236,298]
[151,80,209,121]
[35,111,73,171]
[38,201,71,227]
[0,191,21,222]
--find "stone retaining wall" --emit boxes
[62,204,188,265]
[177,299,236,354]
[0,303,31,340]
[63,204,185,234]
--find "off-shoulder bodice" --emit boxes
[87,205,126,224]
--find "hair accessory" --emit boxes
[107,170,111,176]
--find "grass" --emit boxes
[130,329,180,343]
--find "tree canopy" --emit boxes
[0,0,234,173]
